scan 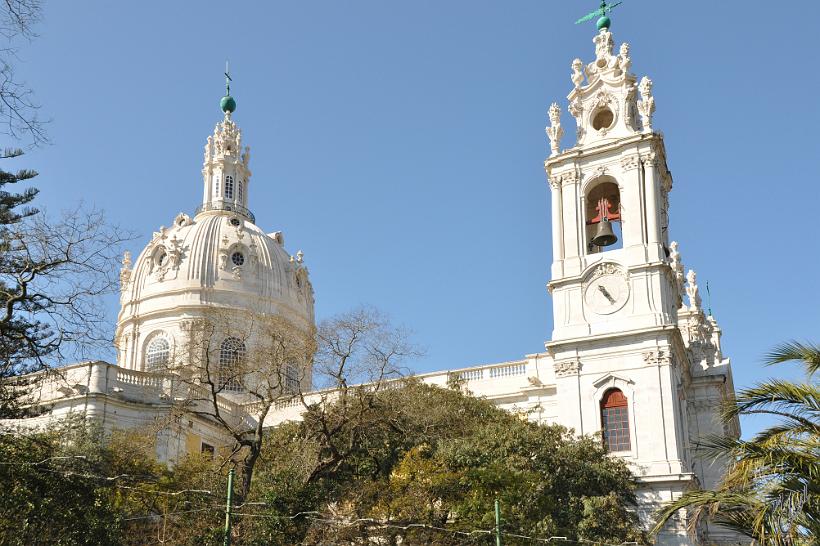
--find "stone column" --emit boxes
[549,177,564,278]
[642,153,662,247]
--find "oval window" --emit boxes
[231,251,245,266]
[592,108,615,131]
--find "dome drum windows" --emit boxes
[218,337,246,393]
[601,388,630,452]
[145,334,171,371]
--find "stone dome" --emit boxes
[115,108,314,372]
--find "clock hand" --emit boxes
[597,284,616,304]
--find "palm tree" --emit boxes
[651,341,820,545]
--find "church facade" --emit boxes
[6,22,741,545]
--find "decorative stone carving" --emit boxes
[642,151,659,167]
[624,83,638,131]
[618,43,631,74]
[557,171,579,187]
[219,235,230,271]
[119,251,132,291]
[685,269,701,311]
[174,212,192,228]
[204,111,249,165]
[592,164,609,179]
[568,98,584,141]
[152,226,168,242]
[594,28,614,60]
[248,240,259,268]
[590,262,621,279]
[593,89,615,109]
[167,236,183,270]
[669,241,685,298]
[545,103,564,157]
[637,76,655,132]
[643,350,671,367]
[296,250,304,264]
[620,154,639,171]
[571,58,585,88]
[554,359,581,378]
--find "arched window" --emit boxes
[219,337,245,393]
[145,336,170,371]
[238,179,244,203]
[601,388,630,452]
[225,175,234,199]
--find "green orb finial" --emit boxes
[596,15,611,30]
[221,60,236,113]
[220,95,236,113]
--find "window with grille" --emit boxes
[214,175,220,197]
[225,175,234,199]
[601,388,630,452]
[145,336,170,371]
[238,180,244,203]
[219,337,245,393]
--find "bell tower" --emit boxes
[540,14,741,542]
[545,23,676,341]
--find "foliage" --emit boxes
[247,381,645,545]
[0,421,232,546]
[652,341,820,545]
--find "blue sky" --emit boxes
[13,1,819,436]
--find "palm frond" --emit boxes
[651,490,759,537]
[765,341,820,376]
[722,380,820,425]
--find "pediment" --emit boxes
[592,372,634,389]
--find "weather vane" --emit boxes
[575,1,623,29]
[225,60,232,96]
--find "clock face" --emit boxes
[584,270,629,315]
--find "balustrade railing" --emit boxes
[456,361,528,382]
[194,202,255,223]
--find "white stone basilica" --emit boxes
[6,22,742,545]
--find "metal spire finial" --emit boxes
[706,281,713,317]
[225,60,232,96]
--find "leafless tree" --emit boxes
[168,306,418,504]
[0,205,130,416]
[0,0,47,147]
[300,307,418,483]
[169,309,316,504]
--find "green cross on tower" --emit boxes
[575,1,623,30]
[221,61,236,114]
